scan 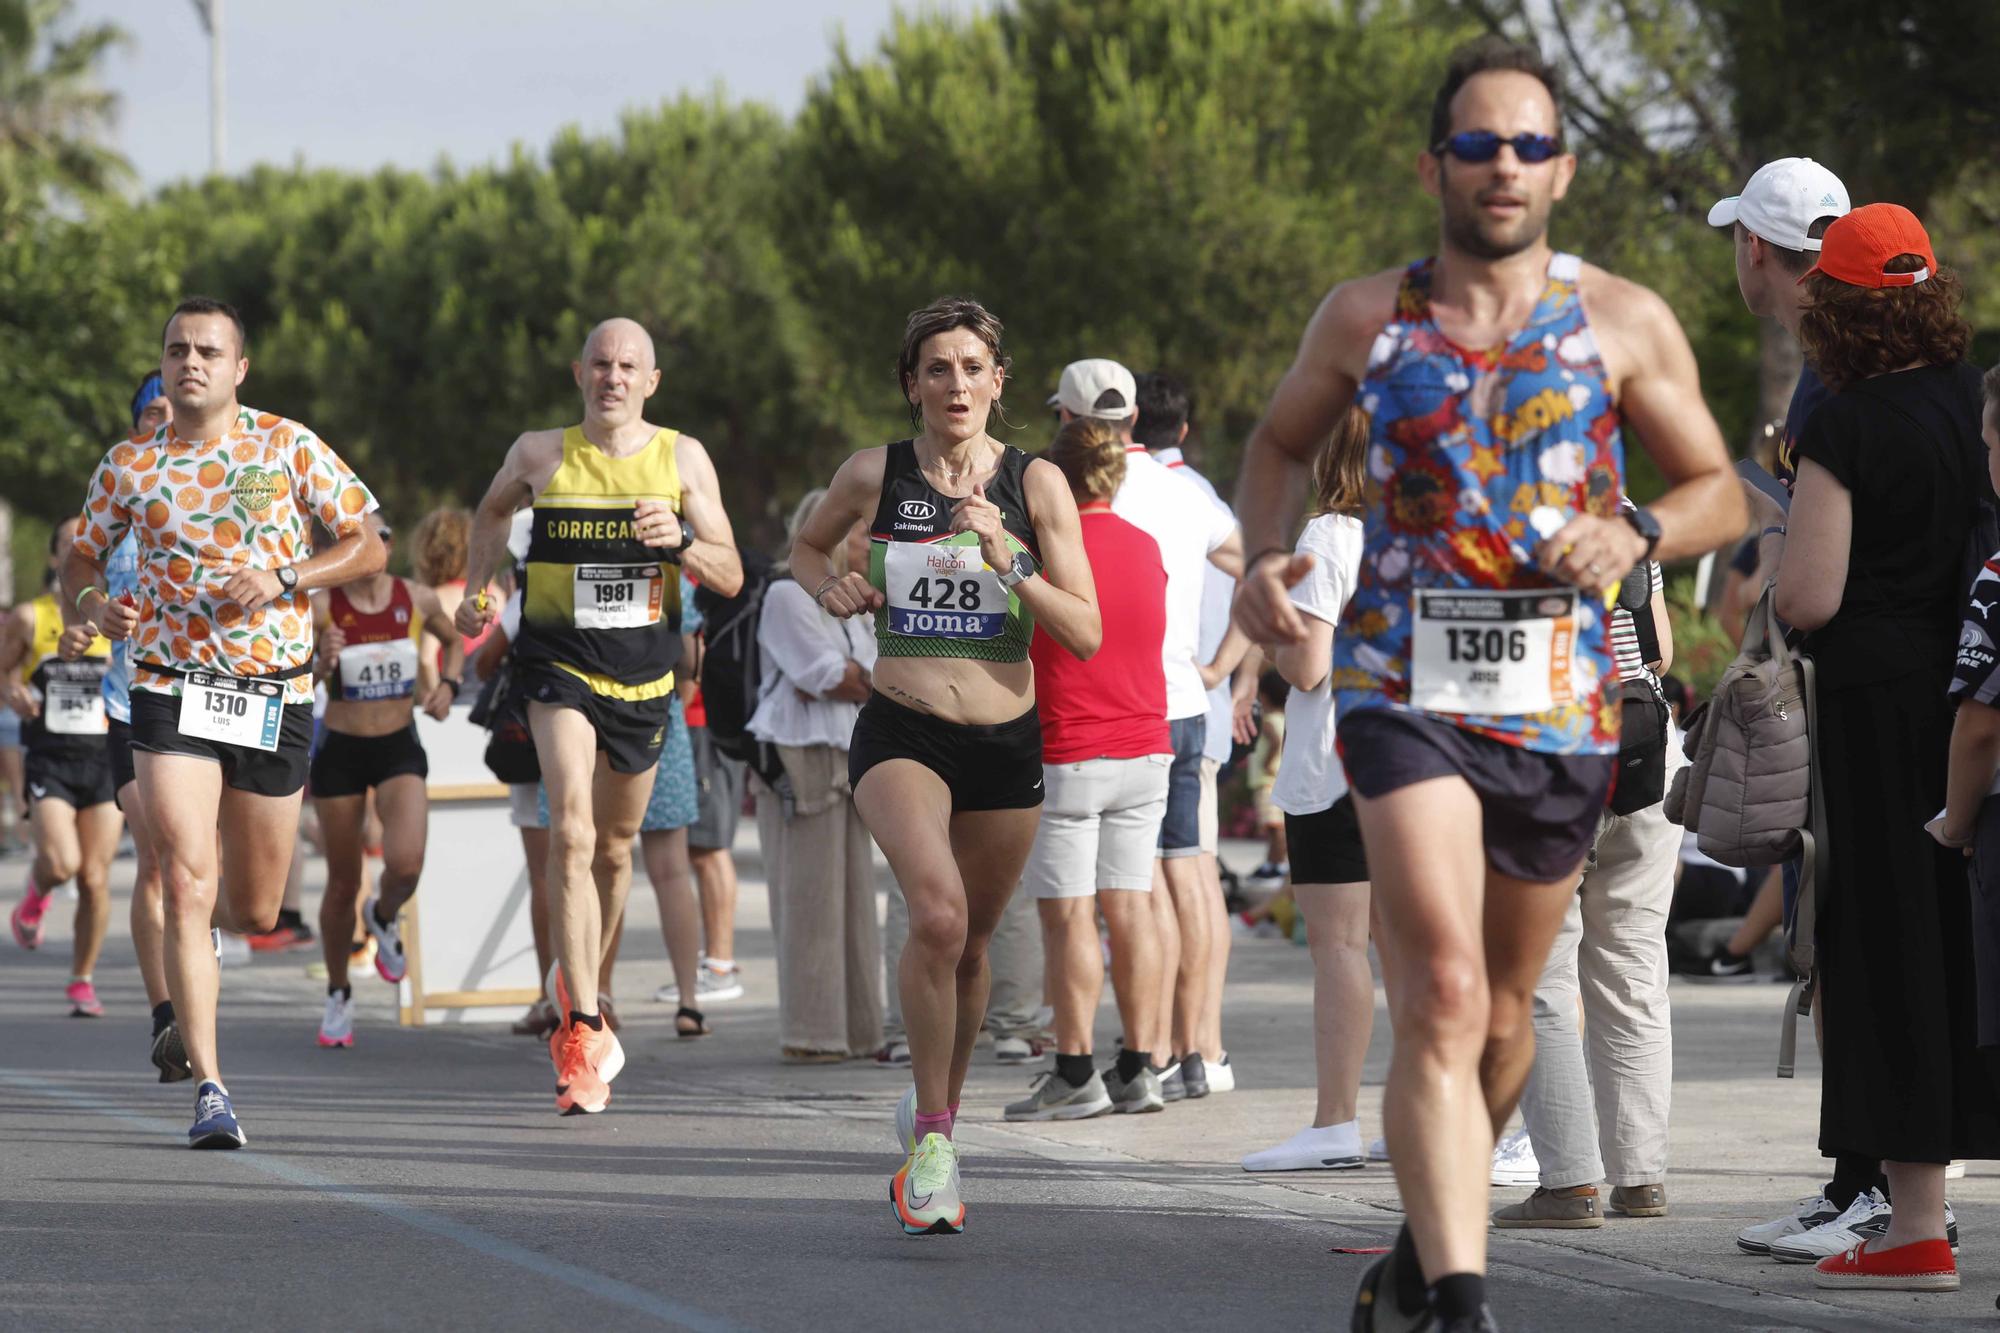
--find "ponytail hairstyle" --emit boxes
[1312,407,1371,517]
[1045,417,1127,504]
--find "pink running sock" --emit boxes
[948,1101,960,1133]
[914,1110,954,1142]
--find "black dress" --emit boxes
[1799,361,2000,1164]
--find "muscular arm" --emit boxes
[673,435,742,597]
[291,526,387,594]
[1589,275,1747,564]
[58,547,107,630]
[463,431,561,598]
[1014,459,1101,661]
[1772,459,1851,632]
[792,450,887,615]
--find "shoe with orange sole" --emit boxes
[1813,1237,1959,1291]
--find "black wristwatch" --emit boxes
[1621,507,1662,560]
[275,566,299,593]
[443,677,463,699]
[664,526,696,564]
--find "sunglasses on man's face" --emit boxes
[1432,131,1563,165]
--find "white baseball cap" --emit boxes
[1047,358,1138,420]
[1707,157,1851,252]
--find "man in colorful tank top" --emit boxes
[62,297,386,1150]
[1229,39,1744,1332]
[457,316,742,1117]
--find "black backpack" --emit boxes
[694,547,780,767]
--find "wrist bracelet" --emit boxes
[74,586,106,614]
[812,576,840,605]
[1761,526,1785,540]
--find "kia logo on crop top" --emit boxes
[898,500,937,522]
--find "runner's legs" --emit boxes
[1359,776,1575,1282]
[28,795,82,896]
[856,760,960,1113]
[71,801,122,979]
[123,782,169,1008]
[316,793,368,991]
[144,752,227,1084]
[372,773,428,920]
[944,806,1040,1106]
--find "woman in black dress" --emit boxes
[1775,203,2000,1292]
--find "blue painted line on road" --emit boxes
[0,1070,742,1333]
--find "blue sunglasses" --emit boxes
[1432,131,1563,164]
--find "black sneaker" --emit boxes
[150,1019,191,1083]
[1180,1052,1210,1099]
[1686,948,1756,983]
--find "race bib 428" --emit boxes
[884,542,1006,640]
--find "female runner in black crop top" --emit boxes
[792,297,1099,1236]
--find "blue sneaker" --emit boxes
[189,1081,247,1149]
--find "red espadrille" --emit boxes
[1812,1237,1959,1291]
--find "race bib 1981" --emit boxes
[338,639,419,702]
[884,541,1006,639]
[178,671,285,752]
[1408,589,1577,716]
[573,564,663,630]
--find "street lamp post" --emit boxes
[188,0,224,175]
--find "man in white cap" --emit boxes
[1708,157,1853,487]
[1051,358,1243,1102]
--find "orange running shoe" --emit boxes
[552,1020,611,1115]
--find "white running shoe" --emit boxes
[215,930,251,968]
[1768,1189,1893,1264]
[1367,1135,1392,1163]
[1207,1051,1236,1093]
[1737,1192,1842,1255]
[317,991,355,1048]
[992,1036,1039,1064]
[363,895,405,984]
[1242,1120,1365,1172]
[1489,1128,1540,1187]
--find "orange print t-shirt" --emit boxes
[71,406,378,702]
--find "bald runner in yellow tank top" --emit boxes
[458,317,742,1117]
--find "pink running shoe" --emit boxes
[10,881,49,950]
[66,979,103,1017]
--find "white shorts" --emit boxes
[1196,757,1221,856]
[1024,755,1171,900]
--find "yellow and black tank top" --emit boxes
[867,440,1039,662]
[24,593,111,754]
[519,425,684,699]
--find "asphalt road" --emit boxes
[4,840,1997,1331]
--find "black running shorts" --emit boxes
[129,690,313,799]
[107,718,136,803]
[1284,795,1370,886]
[848,692,1043,813]
[309,725,429,800]
[519,663,669,776]
[1337,708,1613,884]
[24,743,117,811]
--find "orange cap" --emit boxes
[1799,202,1936,289]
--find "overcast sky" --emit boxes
[70,1,987,190]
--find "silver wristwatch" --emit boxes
[995,550,1035,591]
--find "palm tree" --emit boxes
[0,0,130,225]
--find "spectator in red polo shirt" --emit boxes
[1003,417,1174,1121]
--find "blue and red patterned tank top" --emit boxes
[1332,252,1625,756]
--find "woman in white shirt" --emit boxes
[749,489,882,1062]
[1240,413,1373,1173]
